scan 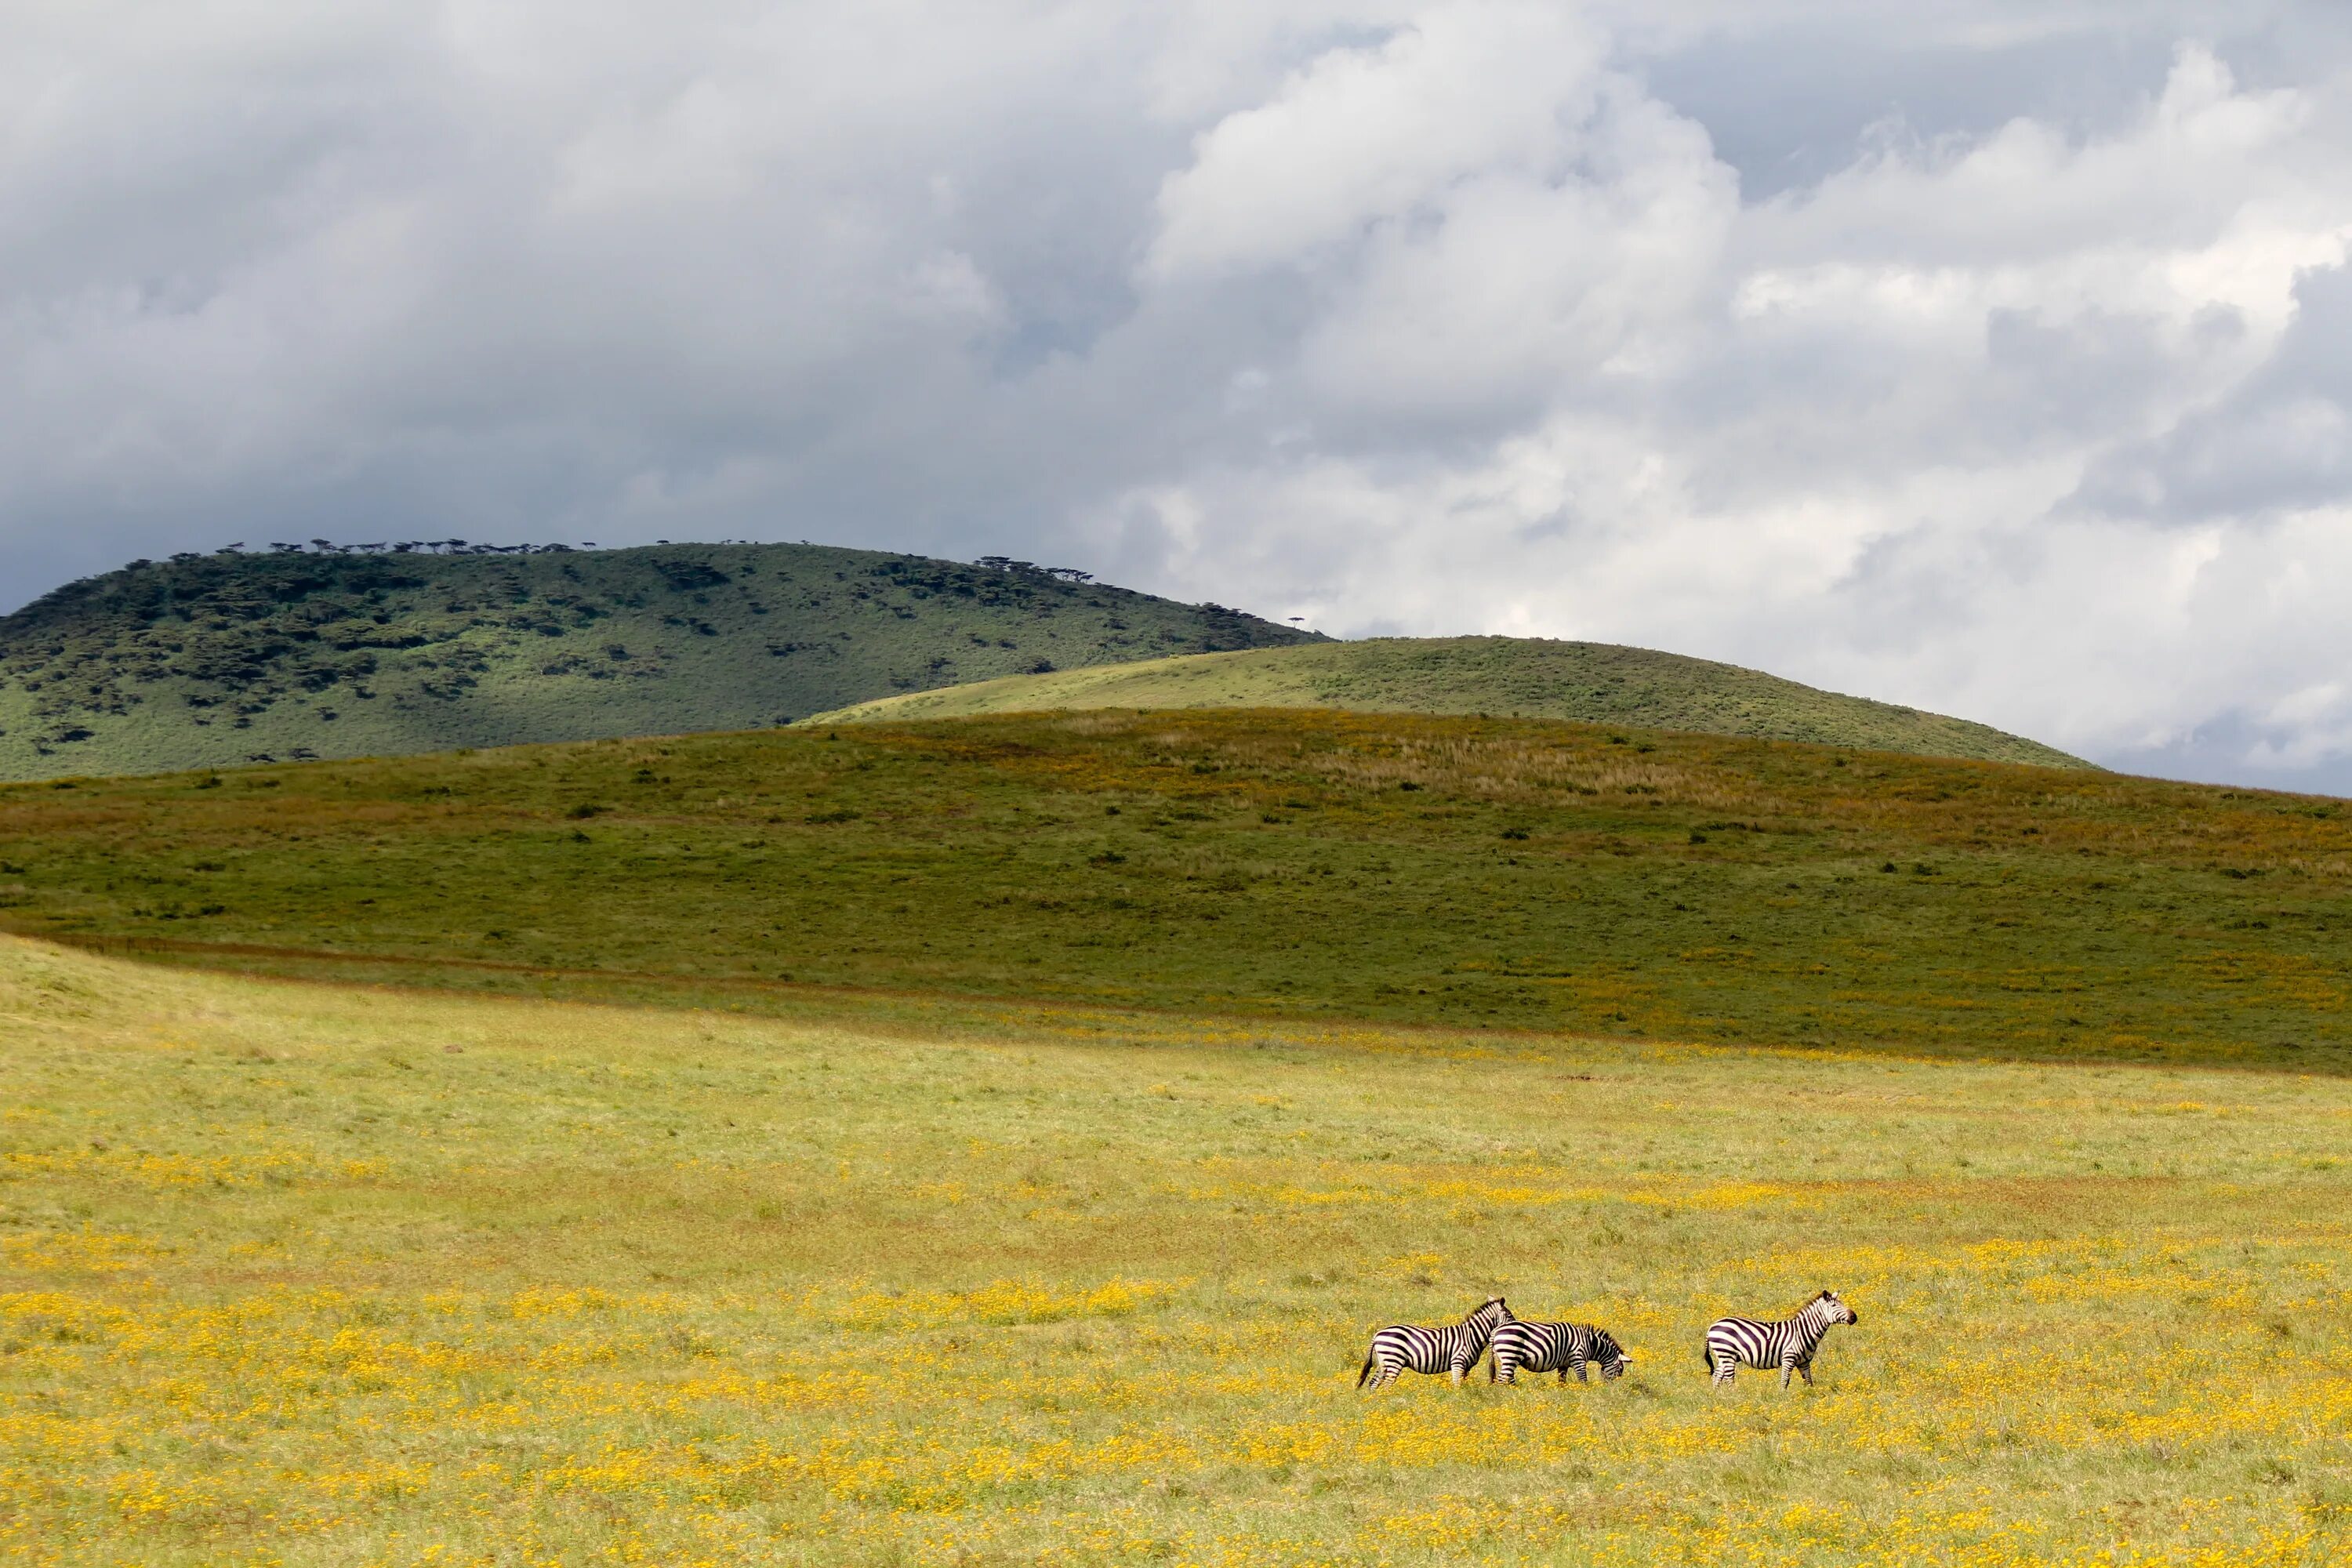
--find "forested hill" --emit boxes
[0,543,1318,780]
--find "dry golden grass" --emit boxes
[4,935,2350,1566]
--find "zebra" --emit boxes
[1490,1319,1628,1385]
[1703,1290,1860,1389]
[1356,1296,1513,1388]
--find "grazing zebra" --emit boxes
[1356,1296,1512,1388]
[1490,1319,1628,1385]
[1703,1290,1859,1389]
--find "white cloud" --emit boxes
[1294,82,1735,419]
[1148,3,1606,279]
[7,5,2352,789]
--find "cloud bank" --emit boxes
[6,2,2352,789]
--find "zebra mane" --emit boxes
[1797,1290,1853,1328]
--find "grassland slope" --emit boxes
[6,934,2350,1565]
[3,709,2343,1069]
[808,636,2087,768]
[0,542,1316,780]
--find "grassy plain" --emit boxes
[2,710,2347,1069]
[4,935,2350,1566]
[808,638,2085,768]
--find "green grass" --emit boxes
[2,708,2346,1070]
[4,935,2349,1566]
[0,543,1315,782]
[807,637,2087,768]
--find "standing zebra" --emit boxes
[1490,1319,1628,1385]
[1357,1296,1512,1388]
[1703,1290,1859,1389]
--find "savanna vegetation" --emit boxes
[0,543,1314,781]
[3,935,2348,1566]
[1,710,2344,1070]
[811,637,2085,769]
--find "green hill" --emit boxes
[0,543,1318,781]
[2,709,2342,1069]
[807,637,2088,768]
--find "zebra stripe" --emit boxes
[1356,1297,1513,1388]
[1490,1319,1628,1385]
[1703,1290,1859,1389]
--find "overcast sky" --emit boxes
[7,3,2352,791]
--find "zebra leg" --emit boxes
[1780,1356,1798,1390]
[1492,1348,1515,1385]
[1797,1358,1815,1388]
[1572,1353,1589,1384]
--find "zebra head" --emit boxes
[1811,1289,1859,1327]
[1592,1329,1629,1379]
[1471,1295,1512,1330]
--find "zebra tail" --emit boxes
[1699,1336,1710,1373]
[1356,1348,1375,1388]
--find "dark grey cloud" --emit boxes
[2073,263,2352,523]
[1644,26,2178,200]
